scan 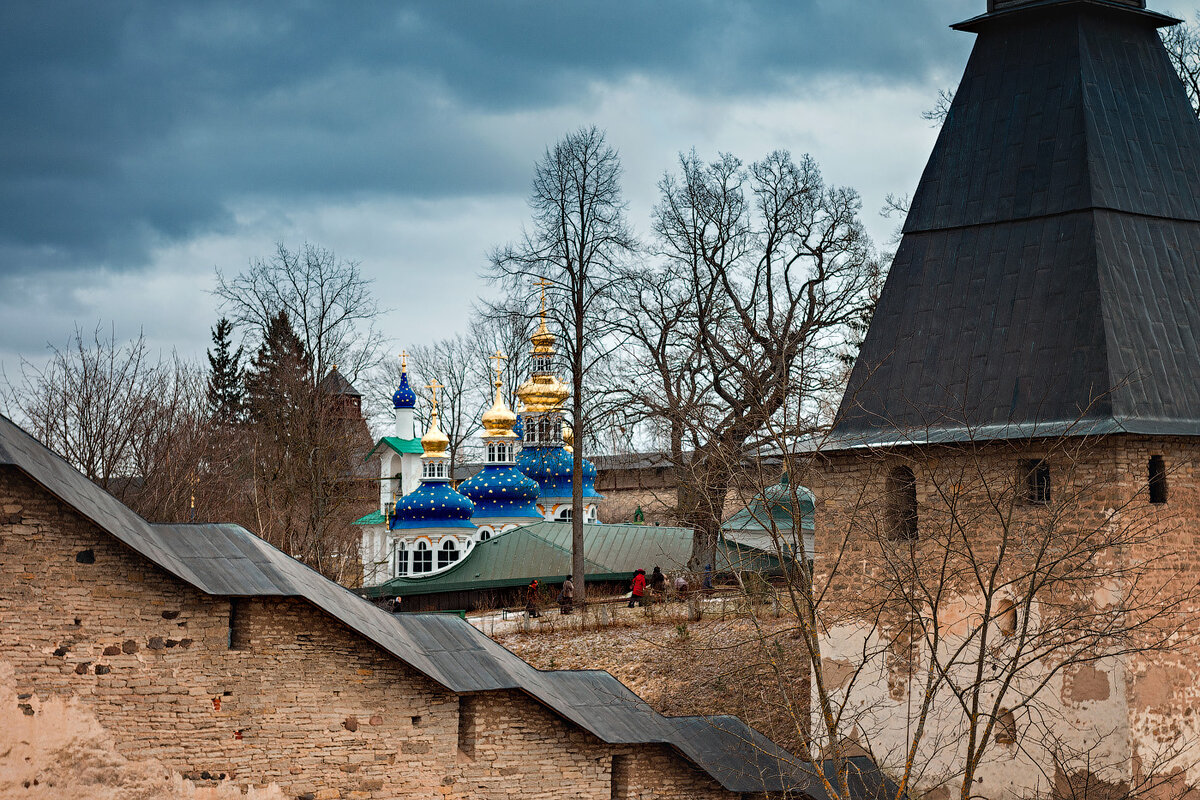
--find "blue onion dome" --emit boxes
[391,482,476,530]
[513,413,524,440]
[459,465,541,519]
[392,368,417,410]
[517,445,603,500]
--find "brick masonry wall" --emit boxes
[612,744,732,800]
[797,434,1200,799]
[0,466,745,800]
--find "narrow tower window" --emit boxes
[228,599,250,650]
[458,695,477,759]
[1020,460,1051,504]
[393,541,408,577]
[886,466,918,541]
[1149,455,1168,504]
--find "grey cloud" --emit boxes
[0,0,981,275]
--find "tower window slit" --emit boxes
[886,466,918,541]
[1149,455,1168,504]
[1020,459,1051,505]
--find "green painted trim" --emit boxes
[353,510,387,526]
[366,436,423,461]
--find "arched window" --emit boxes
[886,466,918,542]
[393,541,408,577]
[413,541,433,574]
[438,539,459,568]
[556,507,573,522]
[479,529,492,541]
[1149,455,1168,504]
[423,461,446,480]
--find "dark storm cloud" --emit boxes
[0,0,977,274]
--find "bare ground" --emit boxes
[496,603,812,753]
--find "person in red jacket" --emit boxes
[628,569,646,608]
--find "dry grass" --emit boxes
[497,605,812,753]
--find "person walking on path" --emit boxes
[525,579,541,618]
[558,576,575,615]
[628,569,646,608]
[650,566,666,603]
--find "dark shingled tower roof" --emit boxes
[830,0,1200,448]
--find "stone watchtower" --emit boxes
[807,0,1200,797]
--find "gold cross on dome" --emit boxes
[425,379,444,411]
[533,276,553,319]
[489,350,508,385]
[399,349,408,370]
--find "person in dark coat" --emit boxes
[558,576,575,615]
[650,566,666,603]
[628,569,646,608]
[525,579,541,618]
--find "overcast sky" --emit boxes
[3,0,1198,382]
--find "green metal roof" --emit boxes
[366,521,781,598]
[366,436,423,461]
[722,481,815,534]
[353,510,387,526]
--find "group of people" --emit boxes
[523,564,713,619]
[627,566,690,607]
[525,576,575,618]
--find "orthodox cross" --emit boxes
[489,350,508,387]
[425,379,443,413]
[533,276,553,320]
[399,349,408,370]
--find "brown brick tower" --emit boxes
[806,1,1200,797]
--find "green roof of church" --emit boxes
[353,510,387,526]
[366,436,423,460]
[365,521,781,598]
[722,481,815,533]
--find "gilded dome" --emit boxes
[421,410,450,459]
[516,374,570,414]
[531,320,556,354]
[481,381,518,439]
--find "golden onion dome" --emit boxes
[420,409,450,459]
[481,381,518,439]
[531,320,556,355]
[516,373,570,413]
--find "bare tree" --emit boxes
[1163,14,1200,119]
[214,242,387,390]
[688,398,1199,800]
[490,126,638,601]
[617,149,875,571]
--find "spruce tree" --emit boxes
[206,318,245,424]
[244,311,312,429]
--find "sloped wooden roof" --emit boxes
[831,0,1200,447]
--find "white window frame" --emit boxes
[393,541,408,577]
[413,541,433,574]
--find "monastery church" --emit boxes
[357,301,604,588]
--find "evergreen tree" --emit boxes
[205,318,245,423]
[244,311,311,428]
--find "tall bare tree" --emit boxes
[214,241,387,390]
[490,126,637,602]
[617,149,875,570]
[695,407,1198,800]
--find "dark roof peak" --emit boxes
[831,0,1200,448]
[955,0,1178,32]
